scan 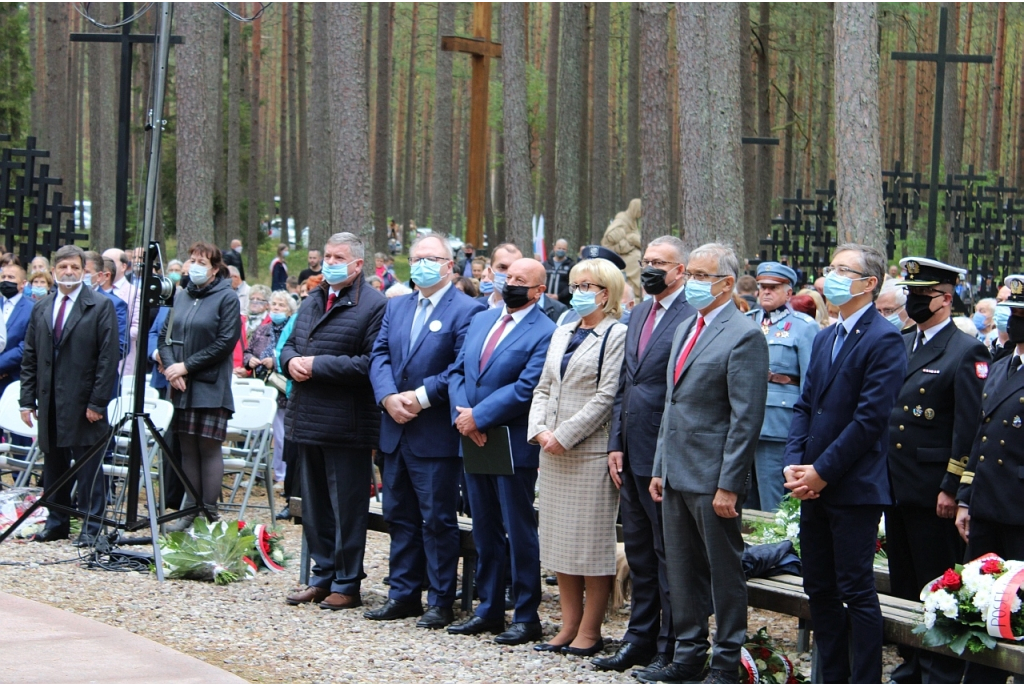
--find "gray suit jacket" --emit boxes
[652,300,769,495]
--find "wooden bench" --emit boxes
[748,573,1024,678]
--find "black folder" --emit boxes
[462,426,515,475]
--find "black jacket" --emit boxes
[20,285,120,454]
[544,256,575,305]
[221,248,245,281]
[888,322,988,507]
[538,293,567,324]
[280,274,386,448]
[159,276,241,412]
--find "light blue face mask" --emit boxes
[823,271,863,306]
[270,311,289,325]
[321,261,352,285]
[479,279,494,294]
[411,258,444,288]
[885,312,904,328]
[189,264,211,286]
[683,278,721,310]
[995,305,1011,332]
[83,273,93,288]
[570,290,600,317]
[31,286,47,299]
[492,271,508,291]
[972,312,988,331]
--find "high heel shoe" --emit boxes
[534,641,572,653]
[562,638,605,657]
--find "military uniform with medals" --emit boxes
[886,258,989,684]
[745,262,818,511]
[956,274,1024,684]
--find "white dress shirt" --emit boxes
[678,297,730,354]
[3,292,21,320]
[480,303,536,358]
[914,316,951,350]
[52,284,83,328]
[652,287,683,332]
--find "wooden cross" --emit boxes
[891,6,992,259]
[441,3,502,249]
[71,2,183,248]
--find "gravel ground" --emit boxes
[1,506,904,683]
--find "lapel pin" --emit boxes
[429,320,442,333]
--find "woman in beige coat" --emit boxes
[602,198,642,298]
[528,257,627,656]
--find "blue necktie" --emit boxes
[831,324,847,363]
[409,299,429,352]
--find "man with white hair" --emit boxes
[876,281,911,331]
[228,265,250,313]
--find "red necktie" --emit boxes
[53,295,69,342]
[326,292,337,311]
[673,316,705,383]
[638,301,661,357]
[479,314,513,371]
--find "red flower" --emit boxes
[237,520,246,531]
[981,559,1005,575]
[759,647,772,660]
[939,569,962,591]
[931,581,942,592]
[876,539,883,552]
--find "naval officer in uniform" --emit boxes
[746,261,818,511]
[887,257,988,684]
[956,274,1024,684]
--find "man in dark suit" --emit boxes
[368,232,485,629]
[597,235,693,675]
[446,257,556,645]
[537,292,567,323]
[956,274,1024,684]
[222,238,245,282]
[643,243,769,685]
[886,257,987,683]
[0,261,33,401]
[85,252,129,366]
[783,243,908,684]
[19,245,120,546]
[477,243,522,310]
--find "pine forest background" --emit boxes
[3,2,1021,269]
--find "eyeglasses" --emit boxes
[568,282,606,294]
[409,256,450,265]
[681,272,727,283]
[877,305,905,317]
[823,265,866,278]
[638,259,678,270]
[250,299,268,306]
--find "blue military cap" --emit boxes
[755,261,797,285]
[895,257,965,287]
[579,245,626,270]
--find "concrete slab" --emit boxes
[0,591,247,684]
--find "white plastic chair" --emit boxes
[230,377,266,392]
[0,381,41,487]
[221,395,277,519]
[102,397,174,517]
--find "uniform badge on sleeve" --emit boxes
[976,362,989,379]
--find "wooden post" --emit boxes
[442,2,502,249]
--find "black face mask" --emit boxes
[1008,315,1024,343]
[641,266,671,295]
[905,292,942,324]
[502,283,535,310]
[0,281,20,299]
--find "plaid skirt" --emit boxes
[172,407,232,442]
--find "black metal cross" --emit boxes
[892,6,992,259]
[71,3,182,248]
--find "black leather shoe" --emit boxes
[636,661,707,684]
[544,575,558,586]
[30,526,69,543]
[275,506,290,521]
[447,615,504,635]
[363,598,423,621]
[73,533,98,548]
[494,621,543,645]
[416,605,455,629]
[633,654,673,677]
[534,641,571,652]
[563,638,604,657]
[701,668,739,684]
[592,642,656,672]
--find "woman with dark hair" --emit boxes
[270,243,290,291]
[160,242,241,530]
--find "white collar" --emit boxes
[655,286,683,311]
[919,316,951,344]
[697,298,731,326]
[501,303,536,323]
[418,280,453,308]
[837,300,873,333]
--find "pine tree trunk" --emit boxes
[639,3,671,246]
[88,3,117,250]
[327,3,372,253]
[287,5,301,240]
[278,16,290,231]
[212,10,227,249]
[577,4,591,248]
[754,3,773,247]
[246,6,262,275]
[28,4,39,138]
[418,85,432,227]
[627,4,641,203]
[502,2,533,254]
[307,4,332,251]
[175,3,222,256]
[227,3,242,244]
[590,2,610,239]
[834,2,884,249]
[943,2,965,266]
[739,3,757,254]
[542,4,560,236]
[401,4,419,231]
[431,3,456,236]
[677,3,745,252]
[555,4,585,251]
[364,3,372,117]
[989,2,1008,171]
[913,6,937,171]
[42,3,68,200]
[296,3,309,238]
[372,3,394,255]
[782,27,797,198]
[894,20,908,164]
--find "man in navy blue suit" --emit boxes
[368,232,485,629]
[597,236,693,675]
[445,257,556,645]
[0,261,32,404]
[784,243,907,684]
[84,253,129,377]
